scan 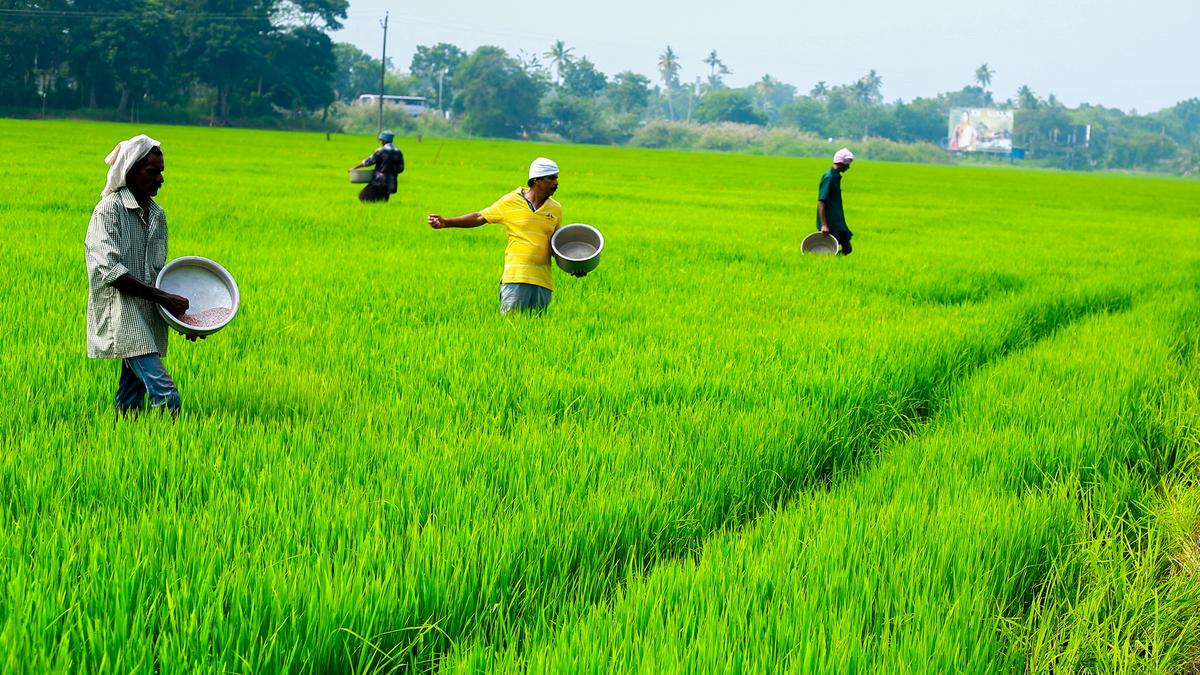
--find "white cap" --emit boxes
[833,148,855,164]
[529,157,559,180]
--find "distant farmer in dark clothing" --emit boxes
[817,147,854,256]
[85,134,199,418]
[350,130,405,203]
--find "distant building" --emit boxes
[355,94,430,117]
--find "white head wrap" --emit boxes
[102,134,161,196]
[833,147,855,165]
[528,157,559,180]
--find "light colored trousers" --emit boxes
[500,283,552,314]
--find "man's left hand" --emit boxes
[185,333,207,342]
[570,270,588,278]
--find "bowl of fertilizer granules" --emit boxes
[155,256,240,337]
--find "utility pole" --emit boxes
[686,76,700,122]
[438,68,447,118]
[378,12,389,134]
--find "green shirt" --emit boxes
[85,188,170,359]
[816,167,852,236]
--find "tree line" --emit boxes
[1,5,1196,174]
[0,0,347,123]
[341,41,1200,174]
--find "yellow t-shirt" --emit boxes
[479,188,562,291]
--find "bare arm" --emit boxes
[112,274,190,317]
[817,201,829,233]
[115,275,214,341]
[114,275,208,341]
[428,212,487,229]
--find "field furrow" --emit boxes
[446,288,1199,674]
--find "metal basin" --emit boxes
[155,256,240,337]
[801,231,841,255]
[349,169,374,184]
[551,224,604,275]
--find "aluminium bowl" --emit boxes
[551,223,604,275]
[801,231,841,255]
[155,256,240,337]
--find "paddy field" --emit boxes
[1,119,1198,673]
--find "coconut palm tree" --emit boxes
[543,40,575,86]
[810,80,829,100]
[975,63,994,90]
[1017,84,1039,110]
[702,49,729,90]
[848,71,883,107]
[850,79,873,106]
[861,69,883,104]
[658,46,681,119]
[752,74,795,121]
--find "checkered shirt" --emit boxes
[85,188,170,359]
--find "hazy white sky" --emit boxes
[331,0,1198,113]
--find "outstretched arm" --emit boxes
[428,212,486,229]
[349,151,377,171]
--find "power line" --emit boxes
[0,7,277,20]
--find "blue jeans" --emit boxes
[115,353,181,416]
[499,283,552,314]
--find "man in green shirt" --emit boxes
[816,147,854,256]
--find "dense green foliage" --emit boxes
[0,0,347,122]
[455,47,540,138]
[694,89,766,126]
[3,2,1197,174]
[1,119,1198,672]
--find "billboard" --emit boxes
[948,108,1013,153]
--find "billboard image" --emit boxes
[948,108,1013,153]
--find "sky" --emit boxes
[330,0,1199,114]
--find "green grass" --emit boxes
[0,119,1197,673]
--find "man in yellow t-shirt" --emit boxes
[428,157,586,314]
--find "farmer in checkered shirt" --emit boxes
[85,135,198,418]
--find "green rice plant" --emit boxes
[448,296,1200,674]
[0,119,1197,672]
